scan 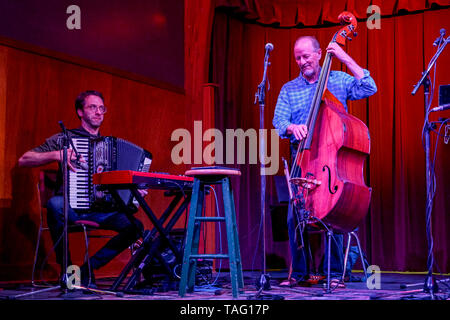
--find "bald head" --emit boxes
[293,36,322,82]
[294,36,320,52]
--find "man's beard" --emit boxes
[302,66,316,78]
[86,117,102,129]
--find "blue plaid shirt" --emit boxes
[273,69,377,142]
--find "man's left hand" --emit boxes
[137,189,148,198]
[326,43,350,63]
[326,43,364,80]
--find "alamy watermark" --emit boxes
[65,264,81,289]
[65,4,381,31]
[366,265,381,289]
[66,5,81,30]
[171,121,279,175]
[367,5,381,30]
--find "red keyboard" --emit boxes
[93,170,194,190]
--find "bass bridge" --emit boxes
[289,174,322,191]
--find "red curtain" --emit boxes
[216,0,450,26]
[209,6,450,273]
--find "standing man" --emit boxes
[273,36,377,286]
[18,90,146,289]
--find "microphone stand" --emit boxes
[8,122,76,299]
[412,36,449,95]
[59,121,70,293]
[410,35,449,300]
[248,44,283,300]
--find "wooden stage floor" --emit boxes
[0,271,449,301]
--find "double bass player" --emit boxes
[273,35,377,287]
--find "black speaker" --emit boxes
[270,176,290,242]
[141,229,213,289]
[142,229,185,283]
[439,84,450,106]
[273,175,289,203]
[270,204,289,242]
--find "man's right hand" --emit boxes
[18,149,78,171]
[287,124,308,141]
[64,149,85,172]
[18,148,86,172]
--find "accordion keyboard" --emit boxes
[69,137,91,210]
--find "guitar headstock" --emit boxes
[334,12,358,46]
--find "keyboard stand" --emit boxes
[104,184,191,293]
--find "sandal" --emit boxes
[325,278,346,289]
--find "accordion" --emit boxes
[69,136,152,211]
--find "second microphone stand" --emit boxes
[248,44,283,300]
[410,35,449,300]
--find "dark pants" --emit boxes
[46,195,143,271]
[288,143,344,280]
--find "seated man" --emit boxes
[18,90,147,289]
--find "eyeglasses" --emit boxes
[85,104,107,114]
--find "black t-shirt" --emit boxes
[33,126,101,195]
[33,126,101,153]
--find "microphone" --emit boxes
[59,120,86,169]
[58,120,68,134]
[433,28,446,47]
[430,104,450,112]
[255,43,274,104]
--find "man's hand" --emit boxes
[326,43,364,79]
[64,149,83,172]
[137,189,148,198]
[326,43,350,63]
[287,124,308,141]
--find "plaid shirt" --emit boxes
[273,69,377,142]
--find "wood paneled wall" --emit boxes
[0,40,191,281]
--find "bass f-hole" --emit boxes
[322,165,338,194]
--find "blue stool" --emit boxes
[178,167,244,298]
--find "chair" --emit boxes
[340,229,369,282]
[315,227,369,291]
[31,169,110,286]
[285,223,369,291]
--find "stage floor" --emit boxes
[0,271,449,301]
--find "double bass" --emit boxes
[286,12,371,233]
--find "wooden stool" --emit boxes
[178,167,244,298]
